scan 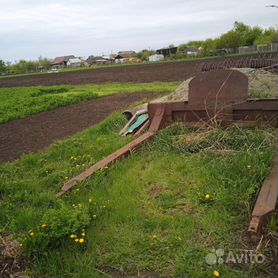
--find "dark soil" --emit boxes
[0,92,160,163]
[0,60,202,87]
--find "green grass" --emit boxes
[0,112,276,277]
[0,82,178,124]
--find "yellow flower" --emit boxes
[70,234,77,239]
[79,238,85,244]
[92,215,97,219]
[247,165,251,169]
[30,232,35,237]
[152,234,157,240]
[213,270,221,278]
[41,224,47,228]
[89,198,92,203]
[74,238,79,243]
[65,176,68,180]
[81,232,86,237]
[19,243,23,247]
[205,194,210,200]
[70,156,74,160]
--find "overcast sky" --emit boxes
[0,0,277,61]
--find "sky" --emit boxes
[0,0,277,62]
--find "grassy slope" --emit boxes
[0,113,276,277]
[0,82,178,124]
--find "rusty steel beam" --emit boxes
[57,107,166,197]
[56,131,156,197]
[248,153,278,233]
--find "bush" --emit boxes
[22,201,92,256]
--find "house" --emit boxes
[184,46,199,57]
[86,55,115,66]
[67,57,83,68]
[148,54,164,62]
[156,47,178,57]
[115,51,137,63]
[51,55,75,67]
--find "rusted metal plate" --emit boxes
[248,153,278,233]
[188,70,248,107]
[148,98,278,127]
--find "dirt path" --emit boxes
[0,92,160,163]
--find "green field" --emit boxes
[0,82,178,124]
[0,111,276,277]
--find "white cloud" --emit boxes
[0,0,277,61]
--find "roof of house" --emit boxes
[51,55,75,65]
[116,51,136,59]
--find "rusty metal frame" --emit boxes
[57,69,278,234]
[148,99,278,128]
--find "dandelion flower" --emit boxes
[79,238,85,244]
[152,234,157,240]
[89,198,92,203]
[213,270,221,278]
[74,238,79,243]
[41,224,47,228]
[247,165,251,169]
[76,188,80,192]
[205,194,210,200]
[30,232,35,237]
[81,232,86,237]
[70,234,77,239]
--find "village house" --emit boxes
[67,57,83,68]
[86,55,115,66]
[184,46,199,57]
[51,55,75,67]
[156,46,178,57]
[114,51,137,63]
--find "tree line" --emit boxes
[137,22,278,60]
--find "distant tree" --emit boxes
[136,50,155,61]
[178,44,188,52]
[0,59,6,74]
[255,27,278,45]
